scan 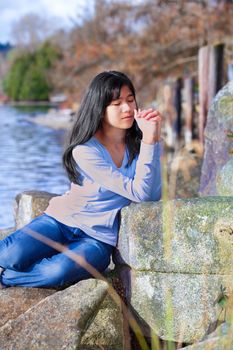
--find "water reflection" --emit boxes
[0,106,70,229]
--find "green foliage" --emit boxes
[19,66,50,101]
[3,41,61,101]
[36,41,60,70]
[3,55,30,100]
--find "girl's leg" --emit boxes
[1,231,113,288]
[0,214,67,271]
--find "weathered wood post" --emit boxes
[228,61,233,81]
[160,82,177,149]
[198,44,225,144]
[208,43,224,107]
[198,45,209,144]
[173,77,183,142]
[183,77,195,145]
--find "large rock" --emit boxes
[0,191,57,237]
[183,334,233,350]
[80,290,124,350]
[116,198,233,343]
[119,199,233,274]
[0,288,55,327]
[200,81,233,196]
[0,227,15,240]
[183,322,233,349]
[0,279,108,350]
[13,190,57,229]
[130,272,232,343]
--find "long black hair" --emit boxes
[63,70,142,184]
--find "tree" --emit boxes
[3,41,61,101]
[11,13,61,51]
[19,65,50,101]
[50,0,233,103]
[3,54,30,100]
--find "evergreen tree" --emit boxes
[19,66,50,101]
[3,41,60,101]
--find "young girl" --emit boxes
[0,71,162,288]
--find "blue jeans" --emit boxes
[0,214,113,288]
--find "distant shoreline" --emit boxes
[3,101,59,107]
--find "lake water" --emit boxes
[0,105,70,229]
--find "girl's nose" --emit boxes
[121,102,130,112]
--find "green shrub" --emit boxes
[3,41,60,101]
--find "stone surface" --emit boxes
[80,273,125,350]
[0,227,14,240]
[0,279,108,350]
[204,322,232,340]
[118,198,233,274]
[130,272,233,343]
[183,322,233,349]
[80,292,124,350]
[200,81,233,196]
[116,198,233,343]
[216,157,233,195]
[14,190,57,229]
[183,335,233,349]
[0,287,55,327]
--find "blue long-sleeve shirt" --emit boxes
[45,136,161,246]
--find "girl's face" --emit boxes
[103,85,136,130]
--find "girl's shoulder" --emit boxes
[74,136,97,148]
[72,136,103,158]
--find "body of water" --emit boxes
[0,105,70,229]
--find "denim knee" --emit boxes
[35,257,89,287]
[39,261,72,286]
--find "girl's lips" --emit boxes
[122,115,133,120]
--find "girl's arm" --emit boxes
[72,141,161,203]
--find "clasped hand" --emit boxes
[134,108,162,144]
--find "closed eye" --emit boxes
[111,101,121,106]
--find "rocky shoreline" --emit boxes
[26,108,75,130]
